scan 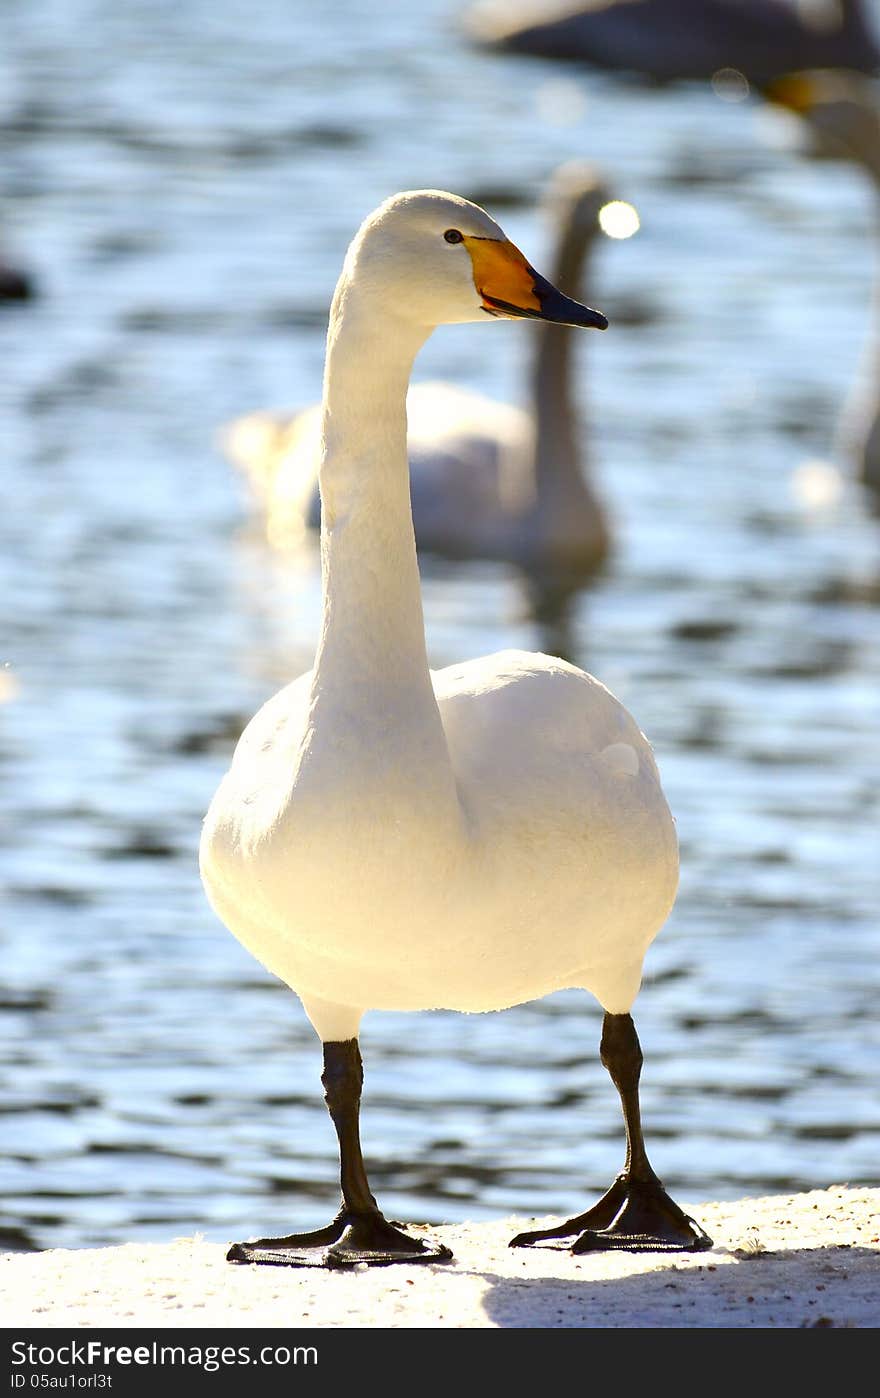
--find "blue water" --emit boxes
[1,0,878,1251]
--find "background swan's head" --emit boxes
[339,188,608,331]
[545,162,614,241]
[764,71,880,176]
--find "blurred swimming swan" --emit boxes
[201,188,710,1268]
[222,165,623,599]
[464,0,880,86]
[767,69,880,501]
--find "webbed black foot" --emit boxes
[509,1011,712,1256]
[228,1209,452,1269]
[509,1172,711,1253]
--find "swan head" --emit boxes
[340,189,608,332]
[764,71,880,174]
[544,161,614,239]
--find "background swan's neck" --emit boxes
[526,215,608,559]
[832,105,880,183]
[529,218,597,508]
[313,282,435,707]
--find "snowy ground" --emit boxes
[2,1187,877,1329]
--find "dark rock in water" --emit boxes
[0,261,34,301]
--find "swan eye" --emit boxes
[443,229,464,244]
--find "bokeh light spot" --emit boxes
[0,665,19,703]
[598,200,640,240]
[712,67,750,102]
[791,458,844,511]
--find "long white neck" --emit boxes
[310,277,451,776]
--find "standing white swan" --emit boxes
[201,189,711,1267]
[221,164,616,599]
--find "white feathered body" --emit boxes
[200,649,678,1024]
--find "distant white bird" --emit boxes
[222,165,624,608]
[767,69,880,502]
[464,0,880,85]
[201,188,711,1268]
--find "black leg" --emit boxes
[510,1011,712,1253]
[227,1038,452,1268]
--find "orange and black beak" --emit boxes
[465,235,608,330]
